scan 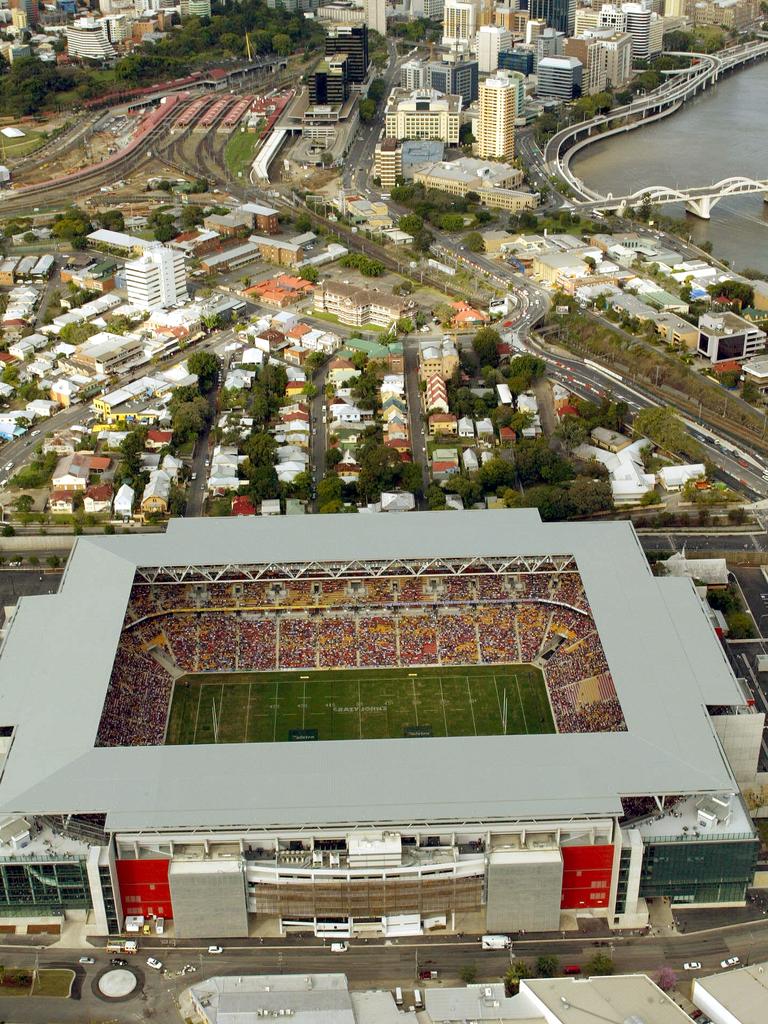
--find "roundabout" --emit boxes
[96,967,139,1000]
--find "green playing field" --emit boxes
[164,665,555,745]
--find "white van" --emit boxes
[481,934,511,950]
[414,989,423,1008]
[395,987,403,1006]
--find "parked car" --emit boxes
[78,956,95,965]
[207,946,224,954]
[683,962,702,971]
[146,957,163,970]
[330,942,348,952]
[720,957,740,968]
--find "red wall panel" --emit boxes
[116,859,173,919]
[560,845,614,909]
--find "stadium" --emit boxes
[0,510,761,941]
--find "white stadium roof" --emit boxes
[0,510,744,833]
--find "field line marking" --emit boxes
[412,676,419,726]
[466,675,477,736]
[493,672,503,729]
[193,684,202,745]
[516,673,528,734]
[302,678,306,730]
[358,676,363,740]
[244,681,252,743]
[439,675,448,736]
[272,676,279,743]
[219,682,224,743]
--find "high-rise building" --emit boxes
[309,55,350,105]
[535,26,564,64]
[536,54,583,98]
[599,3,662,59]
[563,35,605,93]
[363,0,385,36]
[574,5,601,32]
[477,25,513,73]
[524,16,547,41]
[442,0,481,44]
[384,87,462,144]
[528,0,575,35]
[426,58,479,103]
[400,58,428,90]
[125,246,188,310]
[477,69,517,160]
[66,16,117,59]
[324,24,368,82]
[498,48,535,75]
[179,0,211,17]
[580,27,632,87]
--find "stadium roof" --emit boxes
[0,511,744,833]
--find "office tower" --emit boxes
[477,69,517,159]
[325,24,368,82]
[125,246,188,310]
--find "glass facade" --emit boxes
[99,865,119,933]
[0,858,92,916]
[639,839,758,904]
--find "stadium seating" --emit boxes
[99,569,626,745]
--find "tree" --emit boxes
[472,327,501,368]
[556,416,587,451]
[187,351,219,392]
[300,266,319,284]
[463,231,485,253]
[359,98,376,123]
[172,396,210,443]
[728,612,756,639]
[633,406,699,459]
[13,494,34,513]
[439,213,465,232]
[536,956,559,978]
[427,482,446,509]
[504,960,531,995]
[656,967,677,992]
[368,77,386,103]
[272,32,292,55]
[318,473,343,512]
[568,476,613,516]
[586,953,614,976]
[459,965,477,984]
[398,213,423,234]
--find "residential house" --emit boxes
[327,357,358,387]
[48,491,75,514]
[231,495,256,516]
[145,429,173,451]
[425,374,449,414]
[83,483,113,514]
[450,301,489,329]
[431,448,460,479]
[113,483,135,520]
[418,336,459,382]
[458,416,475,438]
[429,413,458,436]
[141,469,171,516]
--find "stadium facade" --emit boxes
[0,511,761,940]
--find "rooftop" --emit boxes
[694,960,768,1024]
[0,511,746,832]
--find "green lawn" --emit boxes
[0,130,45,159]
[31,970,74,998]
[165,665,554,745]
[224,130,261,180]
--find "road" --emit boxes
[4,919,768,1023]
[403,336,429,501]
[342,39,402,194]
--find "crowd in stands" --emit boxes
[96,634,174,747]
[99,567,621,746]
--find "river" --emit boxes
[571,61,768,275]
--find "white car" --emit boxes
[78,956,95,965]
[330,942,348,953]
[146,957,164,970]
[683,962,702,971]
[720,957,740,968]
[207,946,223,954]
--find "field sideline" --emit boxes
[165,665,555,745]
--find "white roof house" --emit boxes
[458,416,475,438]
[657,463,706,491]
[575,439,655,503]
[113,484,134,518]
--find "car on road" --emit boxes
[110,958,127,966]
[146,957,164,970]
[738,459,749,468]
[78,956,95,965]
[207,946,224,954]
[683,962,702,970]
[720,957,740,968]
[330,942,348,952]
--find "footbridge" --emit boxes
[544,39,768,201]
[574,176,768,220]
